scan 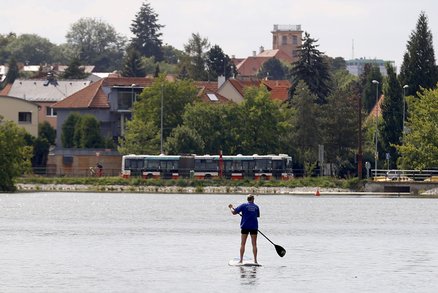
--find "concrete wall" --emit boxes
[365,181,438,195]
[0,95,39,136]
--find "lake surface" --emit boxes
[0,192,438,292]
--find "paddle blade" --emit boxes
[275,244,286,257]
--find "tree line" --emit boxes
[1,5,437,188]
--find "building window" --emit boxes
[117,91,137,111]
[46,106,57,117]
[292,35,298,45]
[18,112,32,123]
[282,35,287,45]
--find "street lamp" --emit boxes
[402,85,409,142]
[160,83,164,154]
[372,80,380,177]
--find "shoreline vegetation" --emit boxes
[13,177,438,196]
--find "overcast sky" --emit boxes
[1,0,438,68]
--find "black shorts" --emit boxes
[241,229,258,235]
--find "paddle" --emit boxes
[230,207,286,257]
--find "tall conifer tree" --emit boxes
[289,32,331,104]
[399,12,438,96]
[381,63,403,168]
[130,2,164,61]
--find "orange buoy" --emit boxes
[315,189,320,196]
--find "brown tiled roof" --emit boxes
[52,77,155,109]
[52,79,106,109]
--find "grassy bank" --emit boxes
[15,176,365,191]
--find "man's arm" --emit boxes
[228,204,238,215]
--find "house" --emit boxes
[217,79,291,103]
[52,77,155,147]
[0,95,39,137]
[0,78,91,128]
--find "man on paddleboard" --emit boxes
[228,194,260,264]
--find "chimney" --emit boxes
[259,46,264,54]
[218,75,226,88]
[252,51,256,57]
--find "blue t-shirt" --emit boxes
[234,202,260,230]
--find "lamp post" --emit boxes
[402,85,409,142]
[372,80,380,177]
[160,83,164,154]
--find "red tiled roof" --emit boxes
[199,91,231,103]
[368,94,384,121]
[194,81,219,92]
[225,79,290,102]
[228,79,261,97]
[257,49,292,63]
[236,57,270,77]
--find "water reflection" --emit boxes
[239,266,259,286]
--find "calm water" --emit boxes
[0,192,438,292]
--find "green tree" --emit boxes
[62,58,88,79]
[289,32,331,104]
[121,48,146,77]
[380,63,403,168]
[327,56,347,72]
[118,120,159,154]
[399,12,438,97]
[39,121,56,145]
[6,34,56,64]
[238,86,283,154]
[66,17,126,71]
[320,84,358,176]
[162,44,183,64]
[0,33,16,64]
[184,33,210,80]
[61,112,81,148]
[0,117,33,191]
[205,45,235,80]
[397,86,438,169]
[31,136,50,171]
[74,114,103,148]
[360,63,383,113]
[120,77,199,154]
[130,1,164,61]
[182,103,238,154]
[164,125,204,154]
[257,57,288,80]
[289,81,321,168]
[1,57,19,88]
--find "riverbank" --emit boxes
[15,183,438,196]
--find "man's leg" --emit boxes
[250,233,258,263]
[240,233,248,263]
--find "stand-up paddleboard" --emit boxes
[228,258,262,267]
